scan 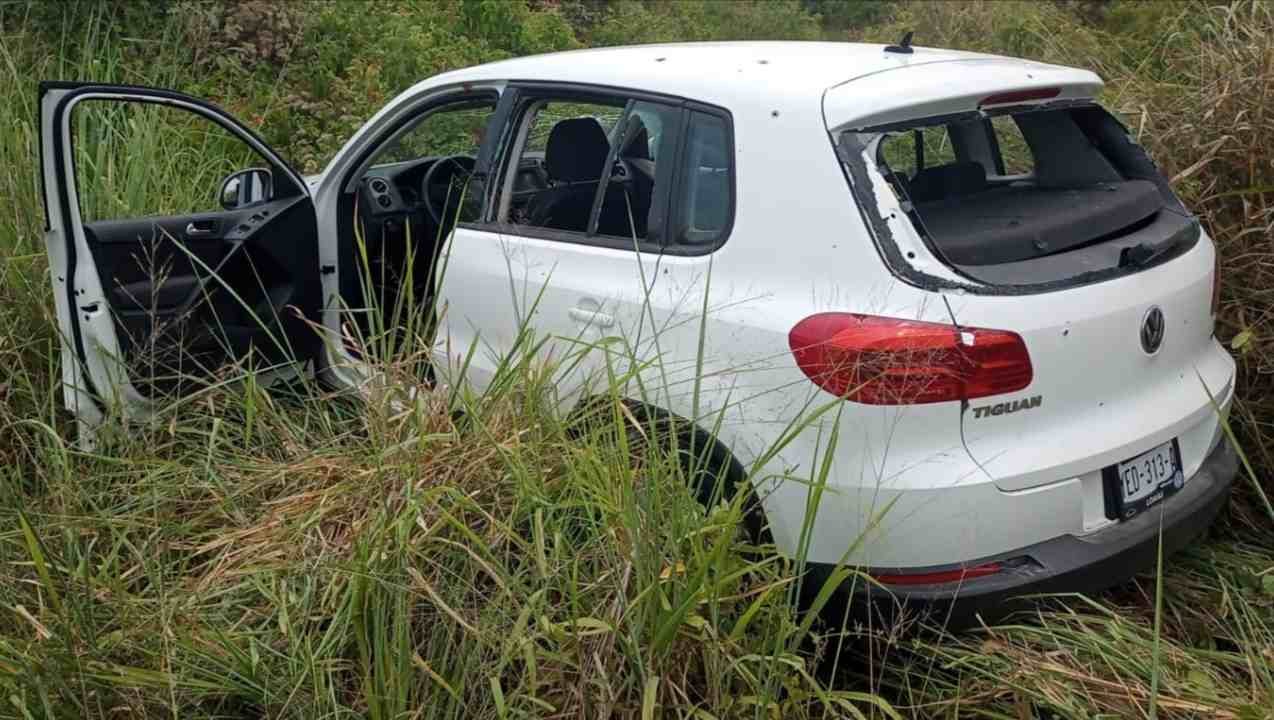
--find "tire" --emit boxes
[573,397,770,545]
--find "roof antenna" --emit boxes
[884,31,914,55]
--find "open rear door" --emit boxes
[39,83,324,432]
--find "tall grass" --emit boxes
[850,3,1274,718]
[0,9,896,718]
[1,2,1272,719]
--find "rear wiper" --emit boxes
[1118,240,1176,268]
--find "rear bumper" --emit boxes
[827,436,1238,629]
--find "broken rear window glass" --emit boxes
[845,105,1195,288]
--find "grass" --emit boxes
[0,10,889,717]
[1,1,1273,718]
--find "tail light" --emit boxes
[873,561,1003,586]
[788,313,1033,405]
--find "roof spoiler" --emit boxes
[824,58,1102,133]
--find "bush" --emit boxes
[803,0,897,33]
[251,0,580,172]
[583,0,822,46]
[178,0,307,69]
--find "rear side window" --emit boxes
[675,111,731,247]
[878,126,957,180]
[498,96,678,242]
[493,91,734,254]
[522,101,624,154]
[989,116,1033,176]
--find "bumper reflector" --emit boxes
[872,561,1003,586]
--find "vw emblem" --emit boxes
[1141,306,1165,355]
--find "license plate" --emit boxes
[1108,440,1184,520]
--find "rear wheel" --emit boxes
[576,399,770,545]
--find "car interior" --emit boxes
[70,99,323,398]
[340,99,496,353]
[499,99,662,239]
[341,96,671,356]
[872,106,1193,283]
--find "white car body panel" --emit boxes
[822,57,1103,132]
[433,225,664,400]
[43,42,1236,573]
[951,237,1232,494]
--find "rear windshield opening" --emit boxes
[848,105,1197,289]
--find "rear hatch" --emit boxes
[949,242,1231,493]
[825,54,1234,496]
[828,56,1199,292]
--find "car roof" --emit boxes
[421,41,1054,111]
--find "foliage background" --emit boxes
[0,1,1271,718]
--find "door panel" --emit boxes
[40,82,322,421]
[82,197,320,397]
[86,214,231,313]
[435,227,658,404]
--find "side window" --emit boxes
[498,96,678,242]
[989,116,1034,176]
[593,100,679,240]
[675,111,731,246]
[72,99,270,222]
[360,98,498,225]
[371,103,495,166]
[877,125,957,181]
[921,126,958,168]
[523,101,624,155]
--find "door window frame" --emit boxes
[41,82,321,415]
[336,87,507,196]
[670,100,736,254]
[478,81,736,257]
[52,84,308,233]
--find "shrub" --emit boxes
[178,0,307,69]
[583,0,822,46]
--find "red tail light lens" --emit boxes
[873,561,1003,586]
[788,313,1032,405]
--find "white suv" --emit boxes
[40,41,1237,623]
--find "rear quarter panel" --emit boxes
[640,95,1005,565]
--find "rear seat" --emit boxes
[908,161,987,203]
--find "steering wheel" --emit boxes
[421,155,476,225]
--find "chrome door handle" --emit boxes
[185,221,217,237]
[569,307,615,328]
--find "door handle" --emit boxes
[185,220,219,237]
[569,307,615,329]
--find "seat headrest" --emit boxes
[619,115,651,161]
[546,117,611,182]
[909,161,987,203]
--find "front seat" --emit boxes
[528,117,612,232]
[600,115,654,238]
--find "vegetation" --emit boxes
[0,0,1271,718]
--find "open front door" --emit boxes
[39,83,324,430]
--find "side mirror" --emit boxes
[219,168,273,210]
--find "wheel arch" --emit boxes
[570,393,770,541]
